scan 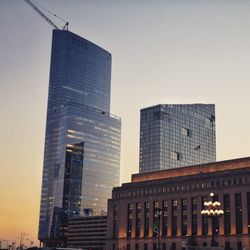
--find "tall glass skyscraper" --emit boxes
[139,104,216,173]
[38,30,121,246]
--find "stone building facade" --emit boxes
[107,157,250,250]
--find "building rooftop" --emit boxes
[132,156,250,183]
[140,103,215,112]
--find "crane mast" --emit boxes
[24,0,68,30]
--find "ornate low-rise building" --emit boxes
[106,157,250,250]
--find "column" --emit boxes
[167,199,172,237]
[230,193,236,235]
[107,202,114,239]
[119,201,128,238]
[208,217,212,236]
[187,197,192,236]
[132,203,136,238]
[197,196,202,236]
[149,200,154,237]
[177,198,182,236]
[140,202,145,238]
[159,199,163,237]
[218,193,224,236]
[242,192,248,235]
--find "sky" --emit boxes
[1,0,250,246]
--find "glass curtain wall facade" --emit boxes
[139,104,216,172]
[38,30,121,246]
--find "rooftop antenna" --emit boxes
[24,0,69,30]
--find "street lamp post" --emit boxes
[201,192,224,247]
[155,207,162,250]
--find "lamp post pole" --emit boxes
[156,207,162,250]
[201,192,224,247]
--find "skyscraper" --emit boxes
[38,30,121,246]
[139,104,215,173]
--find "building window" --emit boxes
[225,242,231,250]
[136,203,141,237]
[237,241,242,250]
[247,193,250,235]
[181,199,188,236]
[144,202,150,237]
[191,198,197,235]
[181,127,190,136]
[153,243,157,250]
[235,193,243,234]
[135,243,139,250]
[126,244,130,250]
[223,194,231,235]
[172,200,178,236]
[162,243,166,250]
[171,151,180,160]
[202,196,208,235]
[127,204,133,237]
[144,243,148,250]
[171,243,176,250]
[162,201,168,237]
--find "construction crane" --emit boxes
[24,0,69,30]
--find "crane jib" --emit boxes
[24,0,68,30]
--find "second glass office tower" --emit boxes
[38,30,121,246]
[139,104,216,172]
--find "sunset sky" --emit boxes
[1,0,250,246]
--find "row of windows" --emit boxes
[113,192,250,239]
[115,176,248,199]
[141,105,214,122]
